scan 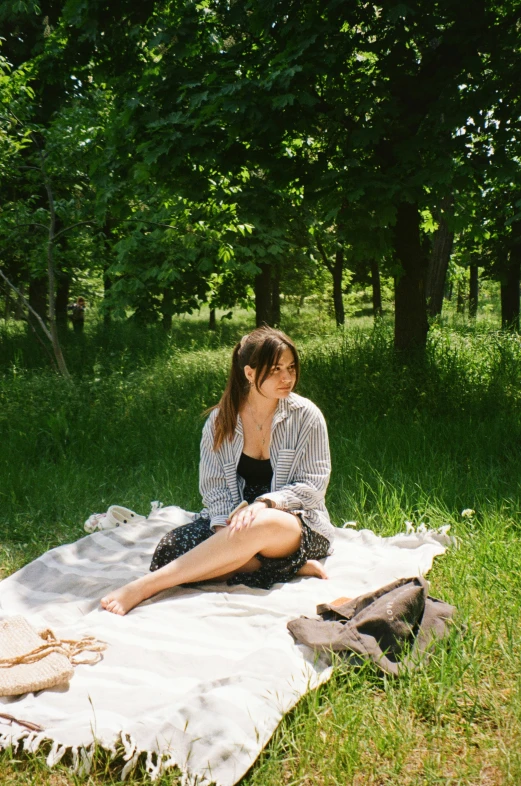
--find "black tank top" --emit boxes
[237,452,273,487]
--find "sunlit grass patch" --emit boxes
[1,312,521,784]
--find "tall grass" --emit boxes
[1,311,520,784]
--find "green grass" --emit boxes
[1,307,520,785]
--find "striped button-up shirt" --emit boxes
[199,392,335,544]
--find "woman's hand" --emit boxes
[227,501,268,532]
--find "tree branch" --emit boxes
[21,315,58,372]
[315,235,335,275]
[3,222,48,234]
[54,220,99,241]
[0,268,52,343]
[2,217,180,246]
[119,218,179,231]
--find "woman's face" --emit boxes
[245,347,297,400]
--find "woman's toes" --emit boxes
[100,580,149,616]
[100,593,123,614]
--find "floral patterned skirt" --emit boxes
[149,484,330,590]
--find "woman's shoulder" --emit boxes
[287,393,324,421]
[202,407,219,434]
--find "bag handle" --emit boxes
[0,629,107,668]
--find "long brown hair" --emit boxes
[211,326,300,451]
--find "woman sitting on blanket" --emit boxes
[101,326,335,615]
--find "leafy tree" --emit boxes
[4,0,521,345]
[0,46,107,375]
[65,0,520,347]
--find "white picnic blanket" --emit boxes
[0,507,451,785]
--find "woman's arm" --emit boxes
[257,410,331,512]
[199,413,234,528]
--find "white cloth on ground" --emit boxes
[0,506,451,785]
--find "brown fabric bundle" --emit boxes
[287,577,456,676]
[0,616,106,697]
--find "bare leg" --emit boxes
[101,509,302,615]
[199,555,262,583]
[204,557,328,582]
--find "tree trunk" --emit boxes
[332,249,345,326]
[469,263,479,318]
[209,307,216,330]
[103,268,112,325]
[41,156,70,378]
[28,276,48,329]
[0,269,57,370]
[393,202,429,351]
[56,273,70,325]
[15,283,25,319]
[53,213,69,329]
[502,221,521,330]
[314,237,344,326]
[255,263,272,327]
[46,239,70,377]
[370,259,383,317]
[161,288,174,331]
[426,197,454,317]
[501,259,521,331]
[101,219,115,325]
[3,286,11,320]
[456,282,465,314]
[271,266,281,326]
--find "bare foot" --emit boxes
[101,577,151,616]
[296,559,328,579]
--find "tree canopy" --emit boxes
[1,0,521,367]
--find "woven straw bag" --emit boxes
[0,616,106,697]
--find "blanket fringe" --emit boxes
[121,750,140,780]
[23,730,46,753]
[0,729,27,751]
[120,732,139,780]
[21,731,35,752]
[0,724,219,786]
[121,730,136,760]
[403,520,456,545]
[121,749,169,782]
[145,750,163,780]
[46,739,68,766]
[70,743,95,775]
[79,743,95,776]
[119,744,200,784]
[0,726,64,768]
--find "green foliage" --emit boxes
[1,1,521,776]
[1,313,521,783]
[2,0,521,348]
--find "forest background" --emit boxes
[1,1,521,785]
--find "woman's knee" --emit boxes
[219,509,301,550]
[251,509,302,555]
[254,507,302,533]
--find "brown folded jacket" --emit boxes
[287,577,456,676]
